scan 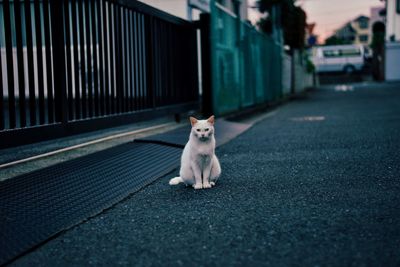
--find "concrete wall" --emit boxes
[385,42,400,81]
[386,0,400,41]
[385,0,400,81]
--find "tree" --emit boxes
[257,0,307,51]
[324,35,346,45]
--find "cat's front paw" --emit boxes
[193,184,203,190]
[203,182,212,189]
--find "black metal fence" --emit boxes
[0,0,199,148]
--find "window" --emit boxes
[323,48,362,58]
[359,35,369,42]
[323,50,340,58]
[359,20,368,29]
[397,0,400,14]
[340,49,361,57]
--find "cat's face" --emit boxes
[190,116,215,142]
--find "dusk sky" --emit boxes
[141,0,385,44]
[249,0,384,43]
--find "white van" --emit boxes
[311,44,365,73]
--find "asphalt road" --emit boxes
[11,82,400,266]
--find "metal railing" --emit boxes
[0,0,199,148]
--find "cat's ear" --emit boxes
[190,116,198,126]
[207,115,215,125]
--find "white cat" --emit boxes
[169,115,221,189]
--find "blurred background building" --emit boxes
[384,0,400,80]
[138,0,248,20]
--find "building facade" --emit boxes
[139,0,248,21]
[333,16,371,46]
[384,0,400,80]
[385,0,400,41]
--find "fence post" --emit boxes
[50,0,68,125]
[145,16,155,109]
[199,13,213,117]
[290,51,296,95]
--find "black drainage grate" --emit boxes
[0,142,181,265]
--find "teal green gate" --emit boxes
[202,1,283,116]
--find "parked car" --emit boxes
[311,44,366,73]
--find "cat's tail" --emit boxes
[169,176,184,185]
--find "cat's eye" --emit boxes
[204,128,209,131]
[196,129,201,132]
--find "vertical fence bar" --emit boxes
[50,0,68,124]
[142,16,147,110]
[200,13,212,116]
[175,29,182,103]
[91,0,99,117]
[141,14,147,109]
[171,25,176,103]
[85,0,93,117]
[71,0,81,120]
[139,15,150,108]
[138,14,143,109]
[14,0,26,127]
[188,28,198,102]
[146,16,155,109]
[25,0,37,126]
[169,24,174,104]
[115,4,122,114]
[34,0,46,125]
[128,10,133,112]
[120,7,125,113]
[119,8,124,113]
[78,0,87,118]
[3,0,16,129]
[113,3,119,113]
[123,9,129,113]
[159,22,165,106]
[153,19,159,108]
[109,2,115,114]
[102,0,110,115]
[64,0,74,121]
[166,23,171,105]
[133,13,139,110]
[97,0,105,116]
[122,7,126,113]
[43,0,54,123]
[0,42,4,130]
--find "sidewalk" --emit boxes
[7,82,400,266]
[0,116,183,181]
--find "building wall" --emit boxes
[216,0,248,20]
[333,17,371,46]
[385,0,400,81]
[370,6,385,27]
[370,6,385,43]
[350,18,370,46]
[138,0,248,21]
[386,0,400,41]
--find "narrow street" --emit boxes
[11,82,400,266]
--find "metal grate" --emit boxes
[0,142,181,265]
